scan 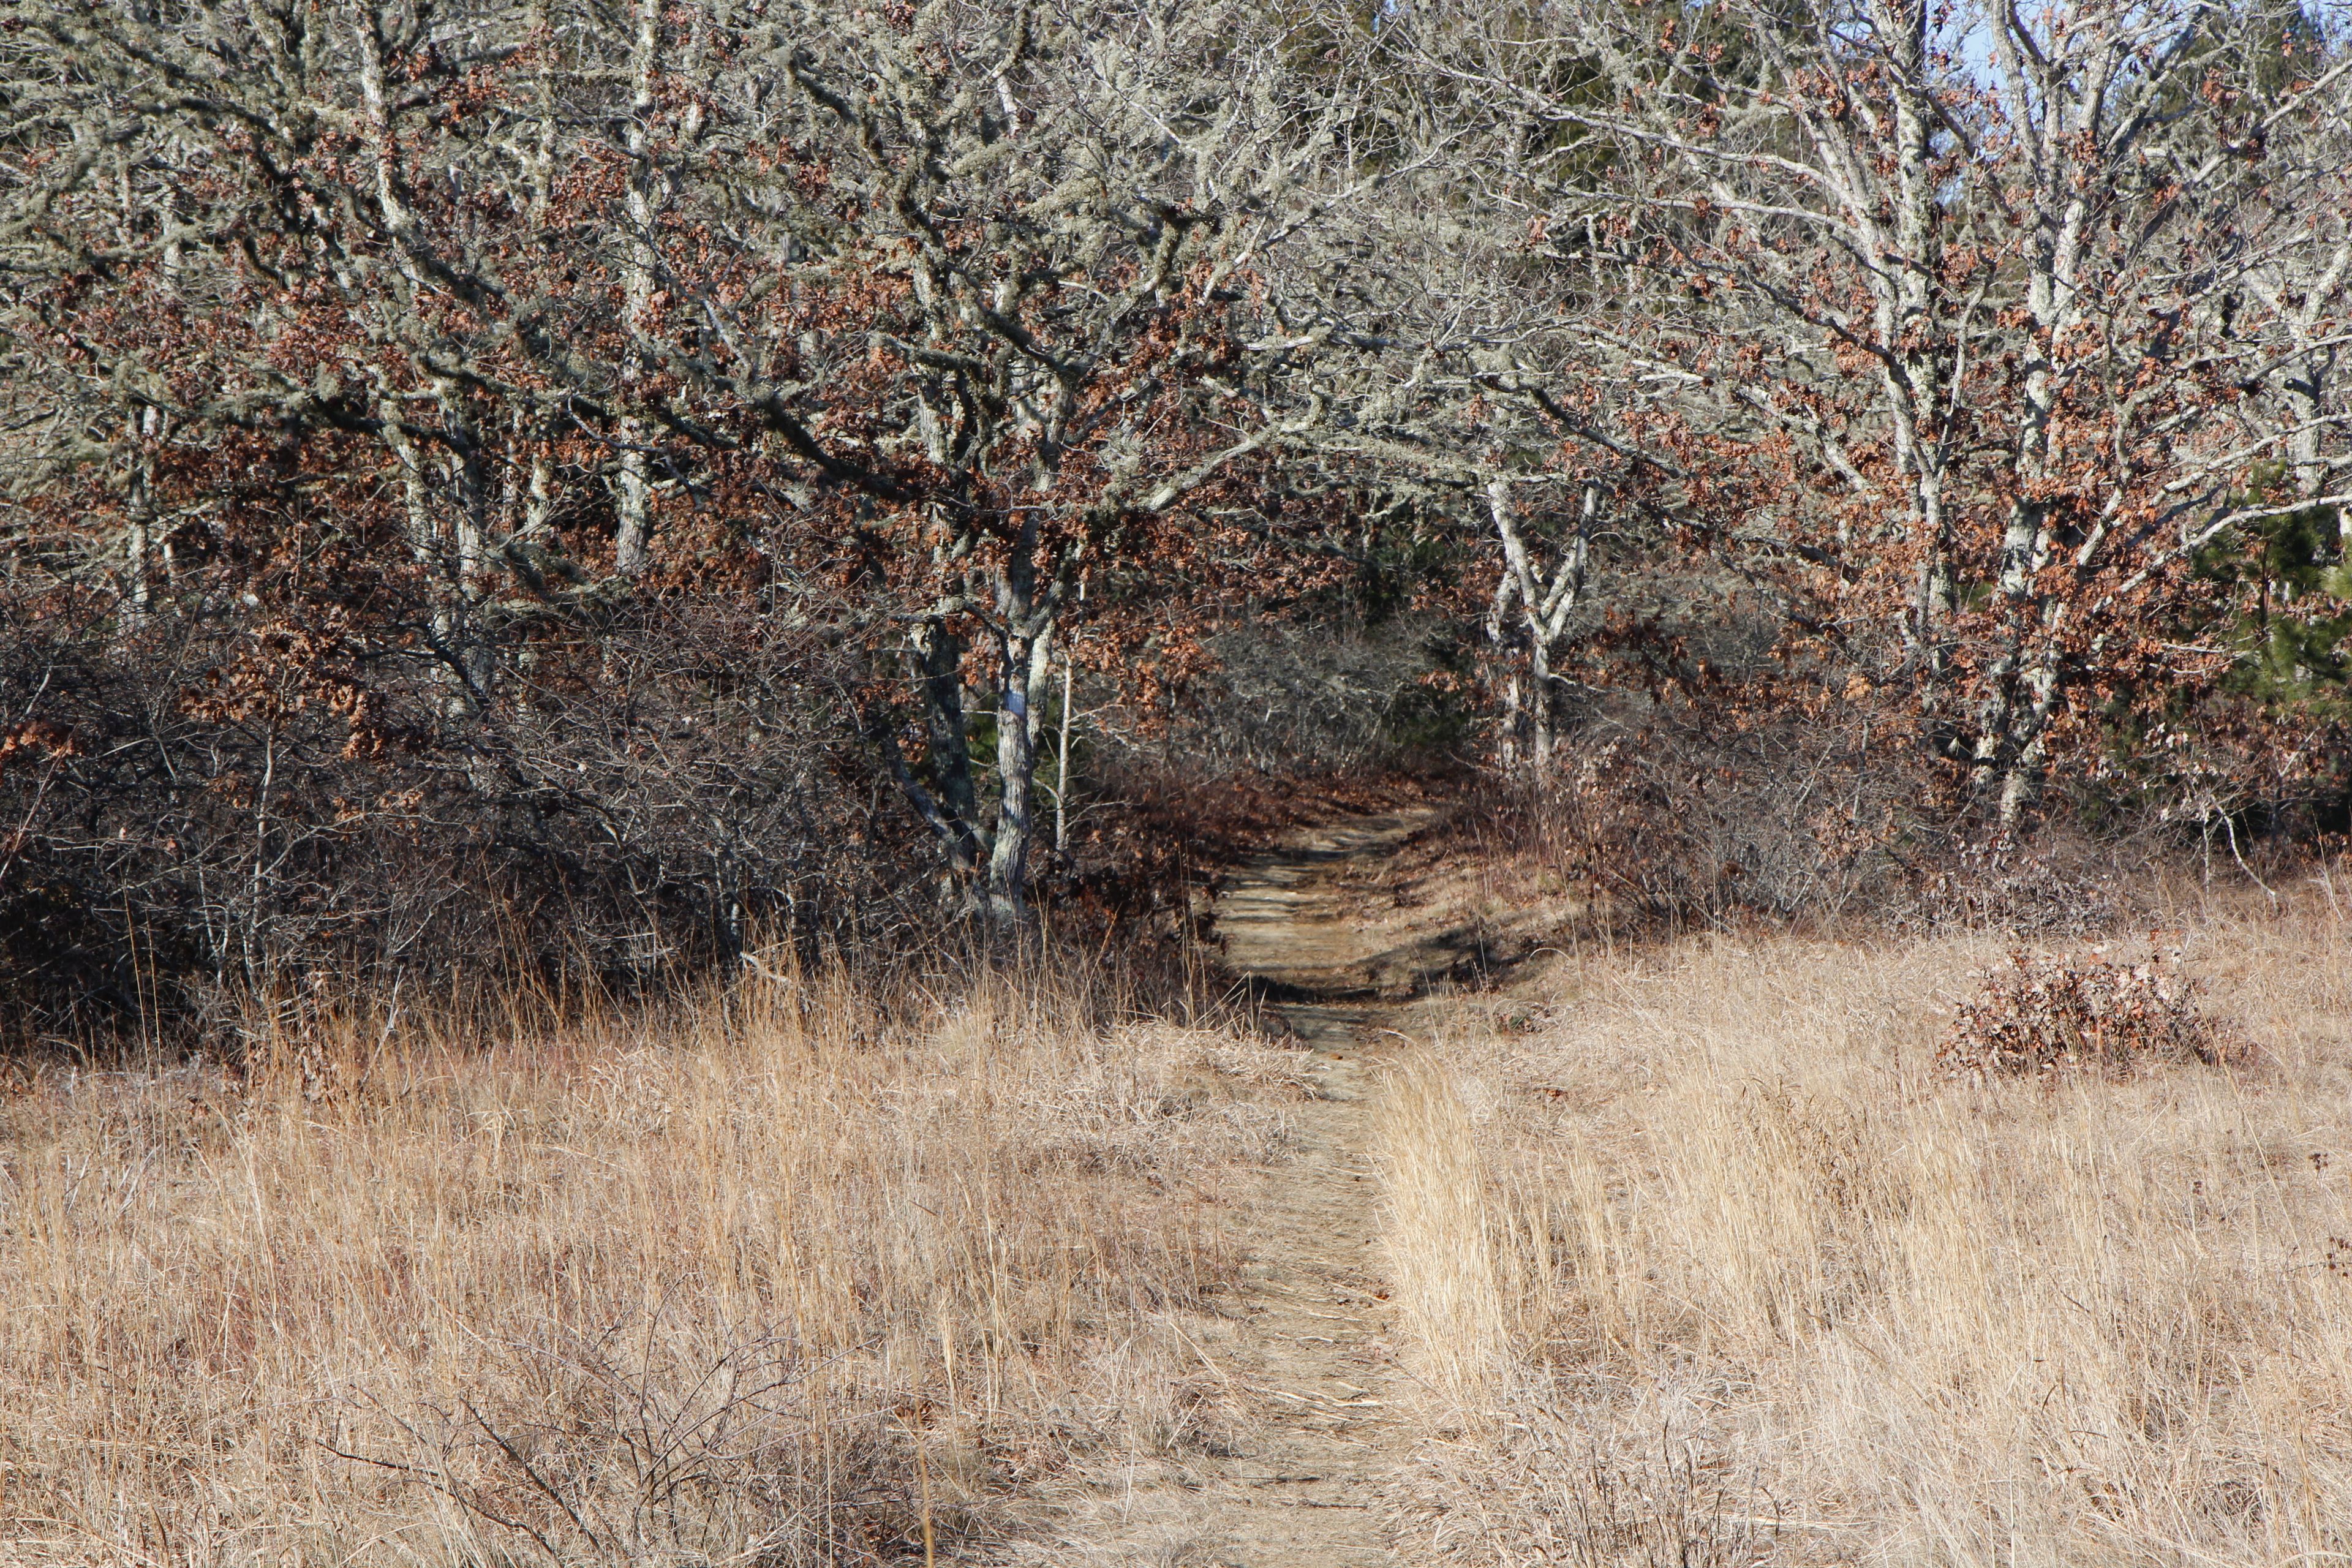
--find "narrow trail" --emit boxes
[1054,807,1455,1568]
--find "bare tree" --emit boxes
[1366,0,2352,819]
[0,0,1406,928]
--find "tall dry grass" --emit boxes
[0,962,1299,1566]
[1381,900,2352,1566]
[1374,1054,1503,1417]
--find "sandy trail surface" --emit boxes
[1040,807,1459,1568]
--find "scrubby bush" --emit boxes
[1936,949,2251,1079]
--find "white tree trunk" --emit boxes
[614,0,662,578]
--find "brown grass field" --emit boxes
[1384,893,2352,1565]
[6,861,2352,1566]
[0,965,1300,1565]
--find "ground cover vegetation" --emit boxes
[7,0,2352,1563]
[1382,892,2352,1564]
[0,960,1314,1564]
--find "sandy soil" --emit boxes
[1027,807,1480,1567]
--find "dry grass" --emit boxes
[1382,900,2352,1566]
[0,963,1300,1566]
[1374,1053,1503,1416]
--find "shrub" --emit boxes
[1936,949,2251,1079]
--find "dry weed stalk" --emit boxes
[0,965,1289,1565]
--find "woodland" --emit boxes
[9,4,2352,1564]
[3,0,2350,1038]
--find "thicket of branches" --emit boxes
[3,0,2349,1038]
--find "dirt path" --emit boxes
[1046,807,1455,1568]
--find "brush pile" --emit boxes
[1936,949,2251,1079]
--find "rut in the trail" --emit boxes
[1046,807,1453,1568]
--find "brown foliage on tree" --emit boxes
[6,0,2352,1035]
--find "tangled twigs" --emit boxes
[1936,948,2253,1080]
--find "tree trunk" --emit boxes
[1526,635,1555,769]
[911,617,983,881]
[614,0,662,578]
[986,631,1041,923]
[1483,475,1589,778]
[1054,652,1074,854]
[1487,558,1525,770]
[379,393,488,714]
[1996,622,2064,826]
[971,510,1067,924]
[122,407,157,627]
